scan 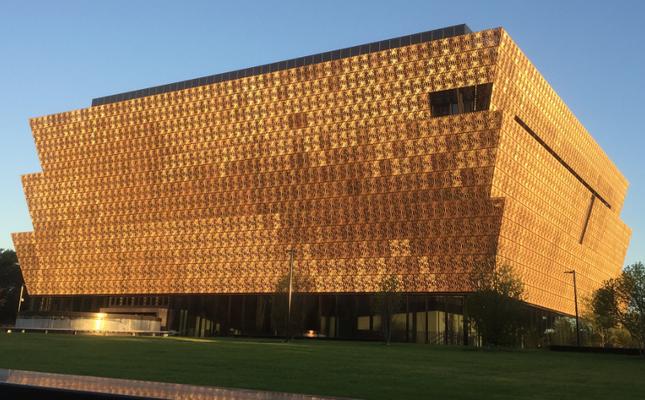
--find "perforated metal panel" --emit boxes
[13,27,630,315]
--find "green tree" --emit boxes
[551,317,577,346]
[271,272,313,338]
[617,262,645,350]
[372,275,403,345]
[588,283,619,346]
[465,262,528,347]
[0,249,23,323]
[590,262,645,351]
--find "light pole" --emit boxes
[16,285,24,315]
[15,263,24,317]
[564,270,580,346]
[286,249,296,342]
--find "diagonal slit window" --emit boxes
[580,195,595,244]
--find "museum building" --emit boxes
[12,24,631,342]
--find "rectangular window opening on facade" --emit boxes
[429,83,492,117]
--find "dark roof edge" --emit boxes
[91,24,472,107]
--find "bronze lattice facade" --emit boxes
[13,24,630,317]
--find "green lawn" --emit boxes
[0,333,643,399]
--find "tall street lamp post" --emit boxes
[16,285,24,315]
[15,263,24,317]
[564,270,580,346]
[286,249,296,342]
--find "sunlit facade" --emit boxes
[13,24,630,340]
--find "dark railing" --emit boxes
[549,345,643,356]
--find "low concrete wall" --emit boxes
[15,312,161,333]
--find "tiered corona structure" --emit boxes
[13,24,630,339]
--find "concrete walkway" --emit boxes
[0,368,352,399]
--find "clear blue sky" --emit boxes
[1,1,643,265]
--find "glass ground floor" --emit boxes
[23,293,557,345]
